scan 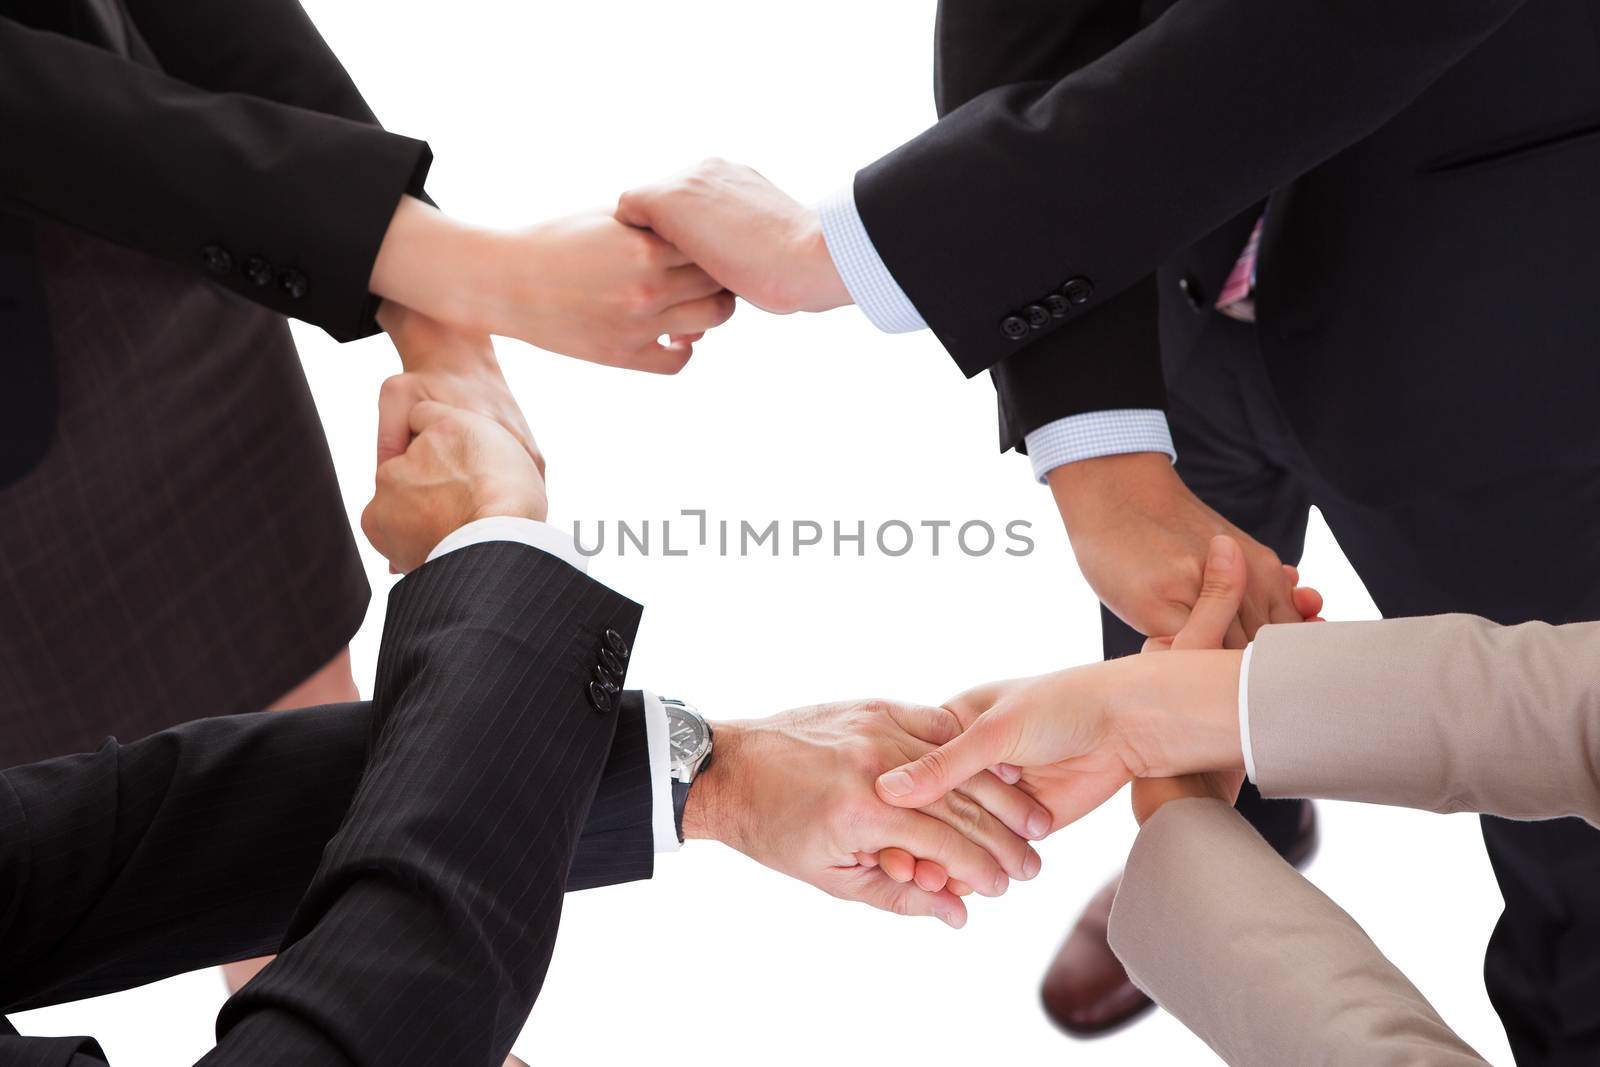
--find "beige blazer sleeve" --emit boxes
[1249,615,1600,825]
[1108,798,1488,1066]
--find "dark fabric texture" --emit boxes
[865,0,1600,505]
[0,0,433,482]
[0,542,656,1066]
[1156,314,1600,1066]
[0,220,370,766]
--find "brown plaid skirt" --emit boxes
[0,221,369,766]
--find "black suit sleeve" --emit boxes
[930,0,1166,445]
[857,0,1529,381]
[0,549,654,1064]
[0,15,429,341]
[203,542,645,1067]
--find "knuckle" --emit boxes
[941,790,984,837]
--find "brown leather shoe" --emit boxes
[1040,801,1319,1036]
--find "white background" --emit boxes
[16,1,1515,1063]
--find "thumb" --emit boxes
[1171,535,1248,651]
[875,717,1008,809]
[376,374,424,466]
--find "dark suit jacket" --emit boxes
[854,0,1600,503]
[0,0,431,483]
[0,541,656,1066]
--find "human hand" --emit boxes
[683,700,1053,928]
[371,197,735,374]
[616,159,851,316]
[376,302,539,469]
[1048,452,1311,645]
[360,401,548,573]
[875,538,1292,833]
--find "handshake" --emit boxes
[363,160,849,474]
[360,387,1322,929]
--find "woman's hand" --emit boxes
[874,537,1284,834]
[371,197,735,374]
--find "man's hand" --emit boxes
[377,302,540,469]
[616,159,851,316]
[874,538,1308,833]
[683,700,1052,929]
[361,401,548,573]
[372,197,736,374]
[1049,452,1308,644]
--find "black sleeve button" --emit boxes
[603,628,630,658]
[1062,277,1095,305]
[1023,304,1051,329]
[594,664,620,691]
[242,256,274,287]
[1000,315,1030,341]
[599,646,625,674]
[201,245,233,276]
[588,680,615,714]
[277,269,309,300]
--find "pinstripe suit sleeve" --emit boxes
[204,541,645,1067]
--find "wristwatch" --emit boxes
[664,698,713,843]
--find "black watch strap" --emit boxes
[671,778,691,844]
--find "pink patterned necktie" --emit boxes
[1215,215,1264,322]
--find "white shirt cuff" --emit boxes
[818,186,928,334]
[425,515,588,572]
[1238,643,1258,784]
[641,692,680,854]
[1023,410,1177,484]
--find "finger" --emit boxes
[912,859,951,893]
[657,292,736,336]
[408,399,459,435]
[824,866,967,929]
[1282,564,1300,586]
[875,715,1011,809]
[623,337,695,375]
[1293,583,1325,621]
[880,810,1010,898]
[1224,617,1250,650]
[876,848,916,884]
[884,702,964,747]
[852,851,879,869]
[1140,635,1176,654]
[923,786,1041,881]
[1171,535,1248,651]
[947,878,973,897]
[376,375,424,466]
[659,264,726,305]
[957,768,1053,842]
[992,763,1022,785]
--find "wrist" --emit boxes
[1109,650,1246,778]
[793,208,852,314]
[1046,451,1181,536]
[371,196,502,335]
[681,719,750,846]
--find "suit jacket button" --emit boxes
[1062,277,1094,305]
[603,628,630,657]
[588,680,614,713]
[1000,315,1030,341]
[1044,294,1071,318]
[1023,304,1050,329]
[243,256,274,287]
[278,269,309,300]
[594,664,620,690]
[1179,274,1206,312]
[600,646,625,674]
[201,245,233,276]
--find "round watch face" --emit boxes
[667,704,710,766]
